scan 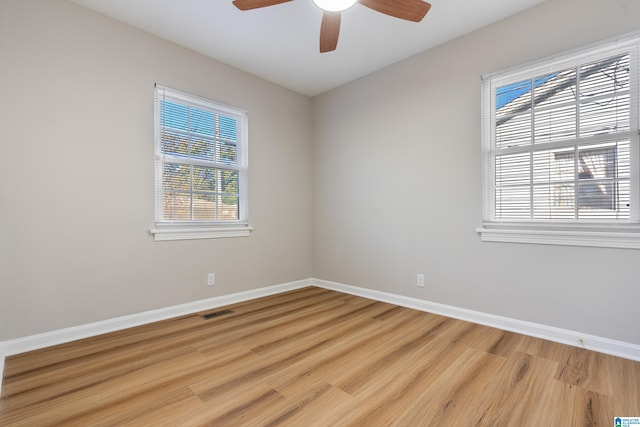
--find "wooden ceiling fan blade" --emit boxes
[232,0,292,11]
[358,0,431,22]
[320,12,341,53]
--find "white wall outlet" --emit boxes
[207,273,216,286]
[417,273,425,288]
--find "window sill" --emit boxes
[150,224,253,241]
[476,224,640,249]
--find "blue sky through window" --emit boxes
[160,100,237,140]
[495,73,557,109]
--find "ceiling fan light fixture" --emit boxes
[312,0,358,12]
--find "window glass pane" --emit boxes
[220,169,239,196]
[578,143,617,180]
[190,136,215,161]
[496,152,530,186]
[616,140,631,178]
[161,130,189,157]
[533,147,574,184]
[579,180,630,219]
[163,193,191,220]
[220,169,239,220]
[579,54,630,137]
[534,104,576,144]
[533,68,576,144]
[578,179,630,219]
[496,113,532,149]
[533,70,575,108]
[193,194,216,220]
[163,163,190,191]
[162,163,191,220]
[495,80,532,149]
[579,54,629,99]
[495,186,530,219]
[578,180,615,210]
[533,184,575,220]
[576,141,630,219]
[190,108,214,136]
[580,93,630,137]
[161,100,189,131]
[496,80,532,111]
[219,196,239,220]
[193,166,216,192]
[219,115,237,141]
[218,141,237,165]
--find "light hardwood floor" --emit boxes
[1,287,639,426]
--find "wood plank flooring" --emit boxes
[1,286,639,426]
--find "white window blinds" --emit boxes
[482,36,640,225]
[154,86,248,226]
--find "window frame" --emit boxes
[150,85,252,241]
[478,34,640,249]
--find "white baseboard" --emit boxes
[0,278,311,395]
[2,276,639,396]
[310,278,640,362]
[1,278,312,358]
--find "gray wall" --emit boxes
[312,0,640,345]
[0,0,313,340]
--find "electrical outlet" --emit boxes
[417,273,425,288]
[207,273,216,286]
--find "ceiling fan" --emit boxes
[232,0,432,53]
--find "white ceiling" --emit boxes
[69,0,547,97]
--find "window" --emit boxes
[478,34,640,248]
[150,85,251,241]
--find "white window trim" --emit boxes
[476,223,640,249]
[151,85,252,242]
[150,224,253,241]
[478,33,640,249]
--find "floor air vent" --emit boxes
[200,309,234,320]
